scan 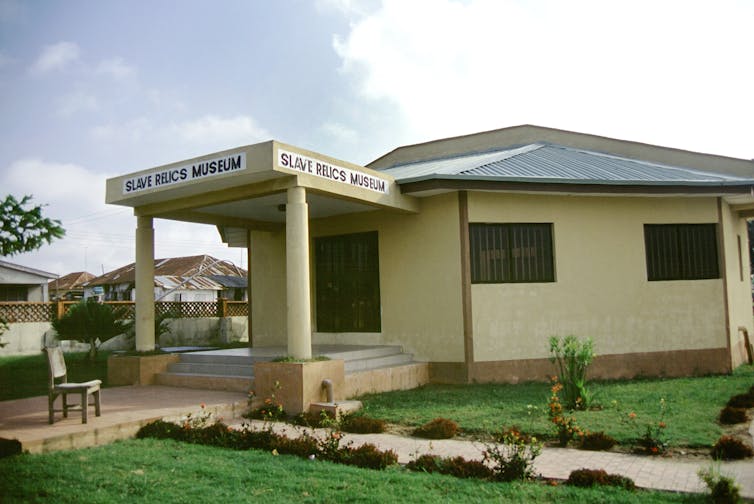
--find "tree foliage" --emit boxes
[52,299,127,360]
[0,194,65,257]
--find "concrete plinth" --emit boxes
[108,353,180,385]
[253,359,344,415]
[309,400,363,419]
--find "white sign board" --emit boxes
[122,152,247,195]
[277,149,389,195]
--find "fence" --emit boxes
[0,300,248,323]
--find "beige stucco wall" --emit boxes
[719,200,754,368]
[249,194,465,361]
[468,192,728,362]
[249,229,287,346]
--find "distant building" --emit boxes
[84,254,247,302]
[49,271,95,301]
[0,260,58,302]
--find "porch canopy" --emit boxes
[106,141,418,358]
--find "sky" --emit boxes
[1,0,753,278]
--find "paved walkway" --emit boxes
[236,419,754,498]
[1,387,752,498]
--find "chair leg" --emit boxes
[94,390,101,417]
[81,390,88,424]
[48,394,55,424]
[62,393,69,418]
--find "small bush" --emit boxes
[484,428,542,482]
[272,435,319,458]
[340,415,386,434]
[440,456,493,480]
[726,394,754,409]
[498,426,533,444]
[579,431,617,451]
[566,468,635,490]
[406,454,493,480]
[699,465,741,504]
[711,436,754,460]
[0,438,22,458]
[339,443,398,470]
[413,418,459,439]
[719,406,749,425]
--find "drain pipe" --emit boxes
[322,379,334,403]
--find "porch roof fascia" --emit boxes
[105,141,418,226]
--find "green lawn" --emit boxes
[0,351,110,401]
[355,365,754,448]
[0,438,706,503]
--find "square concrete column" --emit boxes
[286,187,312,359]
[135,215,155,351]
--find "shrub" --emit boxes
[566,468,635,490]
[0,438,22,458]
[548,335,595,409]
[340,415,387,434]
[726,393,754,409]
[406,454,493,480]
[711,436,754,460]
[484,427,542,482]
[579,431,617,451]
[272,435,319,458]
[413,418,459,439]
[719,406,749,425]
[339,443,398,470]
[699,465,741,504]
[548,379,583,446]
[51,299,127,360]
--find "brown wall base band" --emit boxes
[429,348,730,384]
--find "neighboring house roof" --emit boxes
[87,255,247,291]
[209,274,248,288]
[381,143,754,187]
[0,259,58,281]
[49,271,95,291]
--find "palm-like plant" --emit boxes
[52,299,128,360]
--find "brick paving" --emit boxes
[1,388,752,498]
[237,418,754,498]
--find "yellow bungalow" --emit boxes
[106,125,754,388]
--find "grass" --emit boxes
[0,438,707,503]
[355,365,754,448]
[0,351,110,401]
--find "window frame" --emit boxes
[469,222,555,284]
[643,223,720,281]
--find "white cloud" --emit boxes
[91,114,272,165]
[29,41,80,75]
[95,57,136,80]
[57,90,98,116]
[320,121,358,144]
[0,158,243,276]
[169,115,271,147]
[333,0,754,159]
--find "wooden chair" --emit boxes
[44,347,102,424]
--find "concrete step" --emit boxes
[176,353,273,365]
[167,362,254,377]
[344,352,414,373]
[322,345,405,362]
[155,372,253,393]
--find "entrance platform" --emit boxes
[154,344,429,396]
[0,386,246,454]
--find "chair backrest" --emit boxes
[45,347,68,387]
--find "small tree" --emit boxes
[548,335,595,410]
[1,194,65,256]
[52,299,127,360]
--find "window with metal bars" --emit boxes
[469,223,555,283]
[643,224,719,281]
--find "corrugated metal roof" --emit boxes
[382,143,754,186]
[88,254,246,287]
